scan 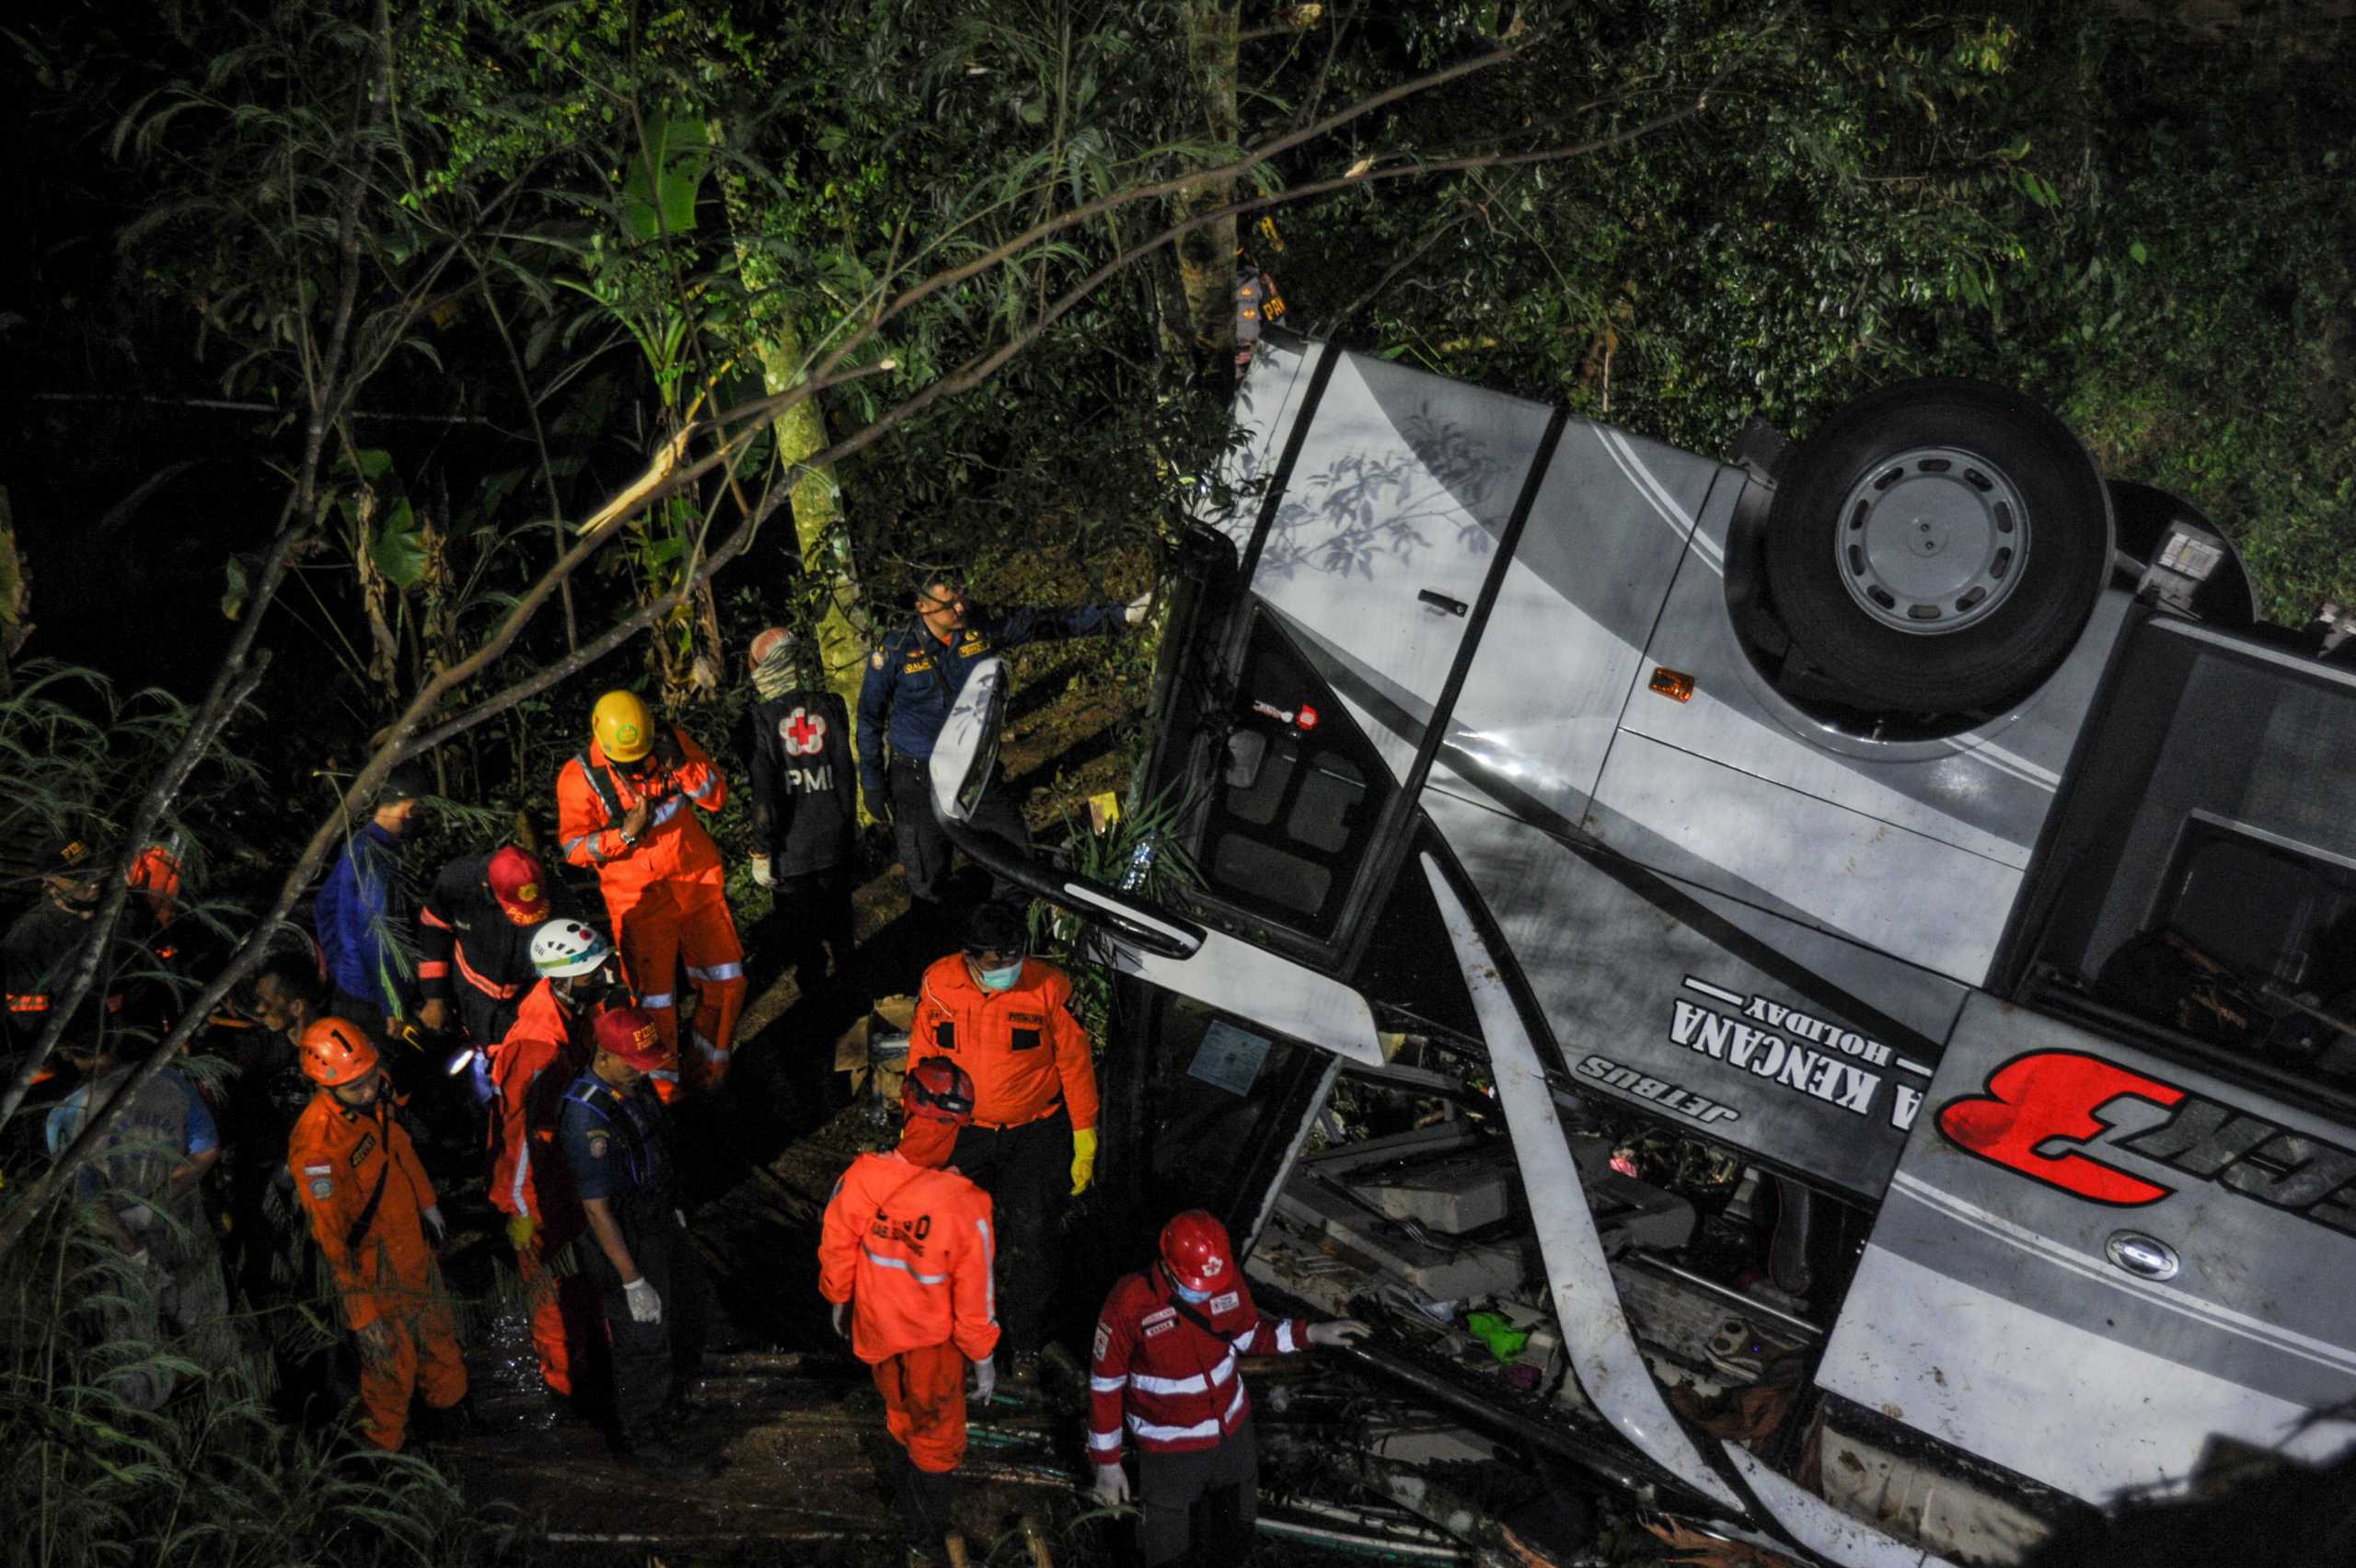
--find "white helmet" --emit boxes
[530,919,614,978]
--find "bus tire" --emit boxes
[1763,377,2115,713]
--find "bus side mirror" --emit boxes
[928,655,1011,825]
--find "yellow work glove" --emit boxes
[505,1211,537,1251]
[1069,1127,1099,1195]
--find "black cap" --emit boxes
[35,832,100,880]
[378,762,432,805]
[962,901,1029,957]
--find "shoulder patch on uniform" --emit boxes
[1093,1322,1110,1361]
[309,1177,334,1198]
[1210,1290,1240,1314]
[871,650,885,668]
[587,1134,608,1159]
[348,1132,377,1168]
[302,1163,332,1175]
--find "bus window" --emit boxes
[1199,611,1395,939]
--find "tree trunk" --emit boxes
[713,128,872,790]
[1172,3,1242,375]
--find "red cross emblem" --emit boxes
[780,707,826,756]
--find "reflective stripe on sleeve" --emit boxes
[1090,1375,1127,1393]
[684,771,718,802]
[639,992,676,1009]
[1089,1428,1125,1454]
[691,1033,725,1063]
[510,1141,532,1221]
[650,796,686,827]
[418,961,451,979]
[684,961,745,983]
[561,833,606,863]
[1232,1322,1260,1353]
[977,1217,997,1324]
[419,907,453,929]
[860,1244,949,1286]
[1276,1320,1298,1354]
[1223,1383,1246,1421]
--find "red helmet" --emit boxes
[1160,1209,1235,1295]
[299,1018,380,1087]
[901,1055,976,1127]
[487,846,551,924]
[594,1006,667,1071]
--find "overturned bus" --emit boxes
[928,332,2356,1564]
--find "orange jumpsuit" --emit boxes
[556,727,745,1093]
[910,955,1100,1132]
[818,1149,999,1471]
[287,1090,466,1450]
[487,980,601,1397]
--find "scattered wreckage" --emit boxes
[929,332,2356,1564]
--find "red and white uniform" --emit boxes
[1089,1266,1307,1461]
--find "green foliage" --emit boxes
[1299,2,2355,619]
[1030,780,1205,1045]
[0,1203,520,1567]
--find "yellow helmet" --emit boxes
[592,689,654,762]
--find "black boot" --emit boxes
[896,1455,958,1556]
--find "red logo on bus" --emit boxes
[1936,1051,2186,1206]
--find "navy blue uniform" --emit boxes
[855,603,1123,922]
[559,1071,704,1440]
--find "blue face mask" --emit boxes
[978,961,1022,992]
[1171,1278,1212,1305]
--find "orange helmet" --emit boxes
[299,1017,380,1087]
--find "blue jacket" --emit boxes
[855,603,1123,803]
[314,823,417,1016]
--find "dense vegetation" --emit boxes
[1,1,2350,1561]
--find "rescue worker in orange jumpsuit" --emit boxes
[285,1018,468,1451]
[486,919,620,1411]
[909,902,1098,1383]
[818,1056,999,1563]
[1091,1210,1369,1563]
[556,690,745,1095]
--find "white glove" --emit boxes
[1093,1461,1130,1506]
[830,1300,850,1340]
[1307,1319,1370,1348]
[422,1205,447,1251]
[1123,590,1153,627]
[624,1277,664,1324]
[971,1355,996,1404]
[750,853,774,888]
